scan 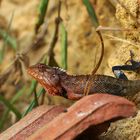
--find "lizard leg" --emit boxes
[112,50,140,79]
[112,67,128,80]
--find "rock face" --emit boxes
[108,0,140,80]
[101,1,140,140]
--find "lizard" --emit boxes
[27,30,105,101]
[27,57,140,100]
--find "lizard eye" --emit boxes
[51,74,59,84]
[43,71,59,86]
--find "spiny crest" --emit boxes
[53,67,66,72]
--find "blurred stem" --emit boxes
[0,12,16,64]
[91,31,104,75]
[36,0,49,32]
[60,22,68,70]
[22,88,45,117]
[47,0,62,66]
[33,90,39,107]
[28,80,37,96]
[40,92,45,105]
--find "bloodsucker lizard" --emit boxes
[27,57,140,100]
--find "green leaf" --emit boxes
[83,0,99,28]
[0,29,17,50]
[0,12,17,64]
[36,0,49,32]
[22,88,45,117]
[0,46,5,64]
[60,22,68,70]
[33,90,39,107]
[28,80,37,96]
[11,86,26,103]
[0,94,21,120]
[0,86,26,130]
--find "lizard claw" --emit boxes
[125,50,134,65]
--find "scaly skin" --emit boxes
[27,63,140,100]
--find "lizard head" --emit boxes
[27,63,65,96]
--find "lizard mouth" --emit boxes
[27,64,55,88]
[27,65,50,90]
[27,64,61,96]
[27,64,44,81]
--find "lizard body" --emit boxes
[27,63,140,100]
